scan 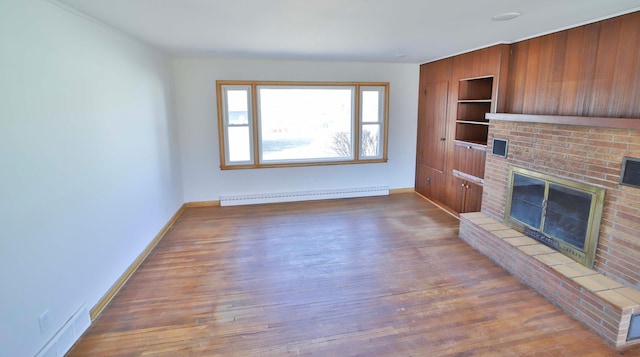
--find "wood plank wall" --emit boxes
[505,11,640,118]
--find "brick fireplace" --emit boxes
[459,114,640,348]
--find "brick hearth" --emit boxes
[460,212,640,348]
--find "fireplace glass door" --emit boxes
[544,183,592,250]
[510,174,545,229]
[504,167,605,268]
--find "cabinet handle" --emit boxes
[466,184,470,189]
[440,137,446,141]
[461,183,465,187]
[467,146,472,149]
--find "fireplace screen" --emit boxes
[504,167,605,268]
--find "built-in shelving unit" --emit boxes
[449,76,495,213]
[455,76,493,145]
[453,75,494,193]
[415,44,509,215]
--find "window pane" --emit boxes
[226,90,249,125]
[258,87,354,162]
[362,90,380,123]
[227,126,251,162]
[361,124,380,158]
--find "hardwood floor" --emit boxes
[68,194,639,356]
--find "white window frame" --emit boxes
[216,81,389,169]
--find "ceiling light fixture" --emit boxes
[492,12,521,21]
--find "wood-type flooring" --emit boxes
[67,193,640,356]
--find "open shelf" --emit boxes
[455,122,489,143]
[456,76,494,145]
[458,76,493,101]
[457,102,491,123]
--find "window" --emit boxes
[217,81,389,169]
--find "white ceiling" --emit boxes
[53,0,640,63]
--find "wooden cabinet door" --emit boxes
[417,81,449,171]
[446,176,483,214]
[453,141,487,179]
[416,164,447,204]
[463,181,483,213]
[445,176,466,213]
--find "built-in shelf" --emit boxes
[456,76,494,144]
[458,99,492,103]
[452,169,484,185]
[454,140,487,148]
[486,113,640,130]
[455,122,489,143]
[456,120,489,126]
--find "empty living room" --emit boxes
[2,0,640,356]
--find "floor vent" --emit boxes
[220,186,390,206]
[35,304,91,357]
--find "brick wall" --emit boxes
[483,120,640,288]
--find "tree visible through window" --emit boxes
[217,81,388,169]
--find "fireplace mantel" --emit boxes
[486,113,640,130]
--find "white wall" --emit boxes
[0,1,183,356]
[172,58,419,202]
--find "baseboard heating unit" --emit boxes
[35,303,91,357]
[219,186,390,206]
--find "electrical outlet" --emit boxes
[39,310,51,335]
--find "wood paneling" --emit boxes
[420,57,453,83]
[415,58,452,205]
[418,81,449,171]
[506,11,640,118]
[68,194,636,356]
[453,45,510,114]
